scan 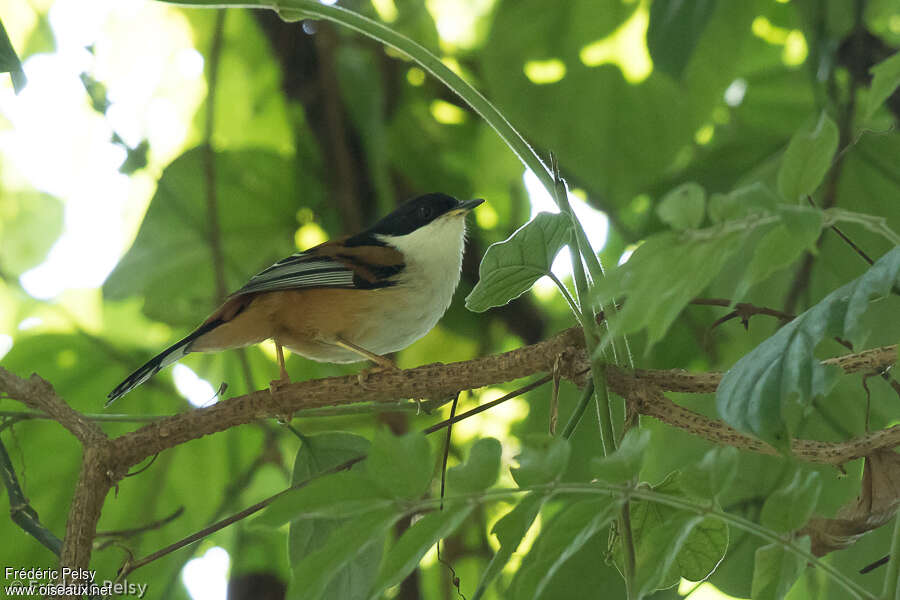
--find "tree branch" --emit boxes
[1,332,898,588]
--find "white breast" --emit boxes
[357,213,468,356]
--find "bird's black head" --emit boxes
[363,193,483,238]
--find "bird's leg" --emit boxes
[334,337,397,369]
[334,336,398,387]
[269,341,294,422]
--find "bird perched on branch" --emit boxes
[107,194,484,405]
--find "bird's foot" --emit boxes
[269,374,293,423]
[357,360,399,389]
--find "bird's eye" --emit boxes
[418,205,433,220]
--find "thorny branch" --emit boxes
[1,330,899,592]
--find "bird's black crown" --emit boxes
[364,193,463,238]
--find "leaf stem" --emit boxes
[882,512,900,600]
[548,272,583,325]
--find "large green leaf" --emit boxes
[0,190,63,276]
[465,212,571,312]
[716,246,900,449]
[103,148,300,326]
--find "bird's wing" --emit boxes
[232,240,405,296]
[233,252,357,295]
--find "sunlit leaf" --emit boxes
[465,212,571,312]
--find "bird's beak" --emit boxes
[457,198,485,212]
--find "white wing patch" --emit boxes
[234,252,356,295]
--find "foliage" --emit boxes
[1,1,899,600]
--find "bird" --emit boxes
[106,193,484,405]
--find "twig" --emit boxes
[0,436,63,555]
[95,507,185,548]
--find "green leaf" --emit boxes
[288,433,377,600]
[707,182,779,223]
[646,0,717,79]
[446,437,502,494]
[0,19,26,93]
[365,430,433,500]
[590,428,651,483]
[371,504,473,597]
[472,492,547,600]
[511,434,571,488]
[864,50,900,119]
[733,206,823,299]
[760,471,822,533]
[0,190,64,276]
[657,182,706,230]
[616,473,728,594]
[717,246,900,449]
[254,471,385,528]
[291,508,399,600]
[103,148,301,326]
[751,537,810,600]
[291,432,370,483]
[679,446,739,501]
[777,112,839,202]
[595,208,809,347]
[512,497,621,599]
[465,212,571,312]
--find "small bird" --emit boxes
[107,193,484,405]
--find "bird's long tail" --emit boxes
[106,319,223,406]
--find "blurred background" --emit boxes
[1,0,899,598]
